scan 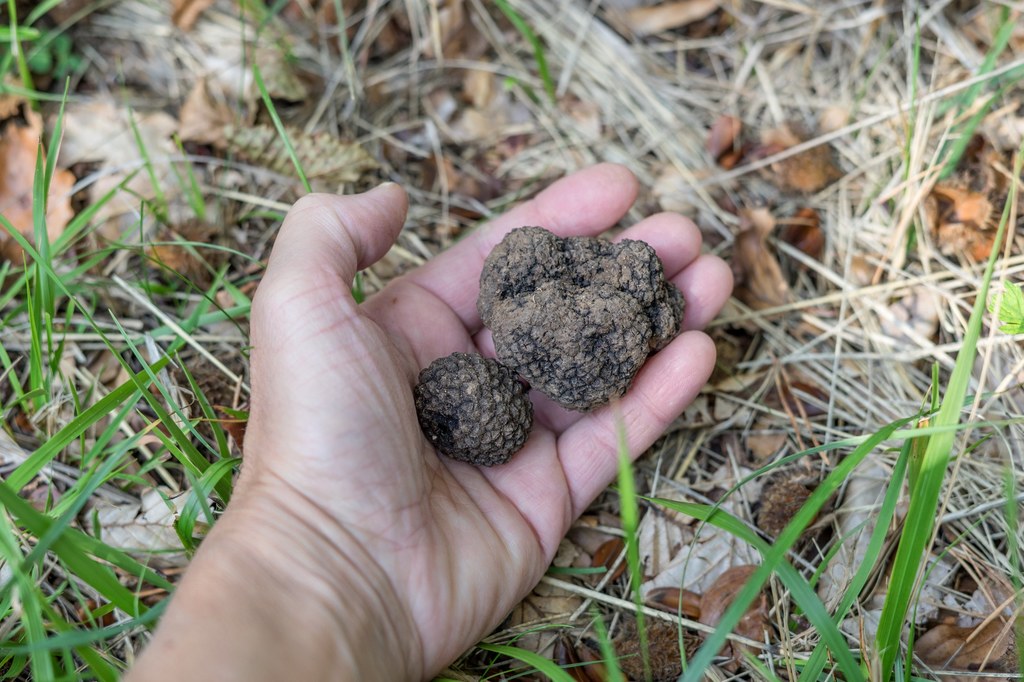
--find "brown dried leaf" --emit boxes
[927,184,998,260]
[699,565,769,669]
[707,115,742,167]
[85,489,204,567]
[178,78,236,148]
[59,98,178,231]
[916,618,1019,678]
[254,45,309,101]
[171,0,216,31]
[621,0,721,36]
[554,636,606,682]
[758,125,841,193]
[591,537,627,583]
[0,75,24,120]
[0,112,75,261]
[733,208,789,309]
[646,586,702,619]
[779,207,824,260]
[766,379,829,418]
[226,124,377,188]
[423,0,465,59]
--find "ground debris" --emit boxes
[0,109,74,261]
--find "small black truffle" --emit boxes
[414,352,533,466]
[478,226,684,412]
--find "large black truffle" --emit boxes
[414,352,533,466]
[478,226,684,412]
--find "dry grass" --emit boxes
[3,0,1024,679]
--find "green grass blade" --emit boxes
[252,63,311,193]
[613,416,649,681]
[669,416,917,682]
[799,438,912,682]
[477,642,579,682]
[591,608,625,682]
[0,482,146,617]
[875,142,1024,680]
[492,0,556,103]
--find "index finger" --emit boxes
[404,163,639,332]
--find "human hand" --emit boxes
[128,164,732,681]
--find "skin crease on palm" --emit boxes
[126,164,734,681]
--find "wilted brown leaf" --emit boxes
[147,220,219,285]
[554,636,606,682]
[733,207,789,309]
[59,98,178,231]
[178,78,236,148]
[621,0,721,36]
[779,207,824,260]
[85,489,204,567]
[0,76,24,120]
[881,286,941,345]
[226,124,377,188]
[171,0,216,31]
[707,114,742,168]
[766,379,828,418]
[699,565,769,669]
[0,111,75,262]
[646,586,702,619]
[927,184,998,260]
[757,125,841,193]
[591,537,627,583]
[916,617,1019,679]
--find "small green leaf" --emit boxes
[989,281,1024,334]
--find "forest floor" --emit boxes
[1,1,1024,680]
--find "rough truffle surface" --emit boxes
[414,352,533,466]
[478,226,685,412]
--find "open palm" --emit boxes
[207,165,731,679]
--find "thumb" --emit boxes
[261,183,409,295]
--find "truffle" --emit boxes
[414,352,533,466]
[478,226,684,411]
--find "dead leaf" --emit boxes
[916,617,1019,679]
[621,0,721,36]
[640,470,762,597]
[462,69,494,109]
[85,488,204,567]
[646,586,702,619]
[254,45,309,101]
[766,379,828,418]
[733,207,789,309]
[591,537,627,583]
[0,75,25,120]
[0,111,75,262]
[225,124,377,188]
[554,636,607,682]
[171,0,216,30]
[59,98,178,232]
[779,207,824,260]
[423,0,465,59]
[707,114,742,168]
[147,219,220,286]
[757,124,841,193]
[178,78,236,148]
[881,286,941,345]
[699,565,769,669]
[927,184,998,260]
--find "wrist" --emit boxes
[129,480,423,681]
